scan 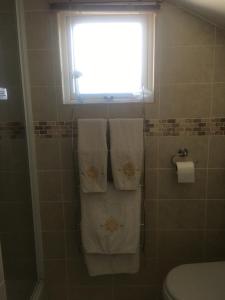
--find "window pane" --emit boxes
[72,21,143,96]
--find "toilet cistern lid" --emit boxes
[164,261,225,300]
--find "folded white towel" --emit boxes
[81,184,141,254]
[78,119,108,193]
[109,118,144,190]
[84,252,139,276]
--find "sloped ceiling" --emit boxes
[168,0,225,28]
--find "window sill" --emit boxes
[65,94,154,105]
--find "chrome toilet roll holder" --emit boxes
[171,148,198,168]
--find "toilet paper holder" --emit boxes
[171,148,198,168]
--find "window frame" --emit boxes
[58,11,155,104]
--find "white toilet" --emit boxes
[163,261,225,300]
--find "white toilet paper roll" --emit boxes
[176,161,195,183]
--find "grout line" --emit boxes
[58,137,69,299]
[203,25,217,259]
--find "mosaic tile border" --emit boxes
[144,118,225,136]
[2,119,225,139]
[34,121,76,138]
[33,118,225,138]
[0,122,25,139]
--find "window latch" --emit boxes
[104,95,114,101]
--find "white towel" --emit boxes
[109,118,144,190]
[81,184,141,254]
[78,119,108,193]
[84,252,139,276]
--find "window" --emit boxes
[58,12,155,104]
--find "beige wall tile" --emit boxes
[55,86,74,121]
[42,232,65,259]
[63,202,80,230]
[0,140,12,170]
[66,259,112,286]
[25,12,54,49]
[160,46,214,84]
[23,0,50,10]
[67,287,113,300]
[0,0,14,11]
[38,171,62,202]
[144,136,158,169]
[159,3,215,47]
[208,136,225,168]
[0,171,29,202]
[72,103,108,120]
[145,169,158,200]
[28,50,55,85]
[160,84,211,118]
[31,86,58,121]
[158,136,208,168]
[0,232,35,260]
[207,170,225,199]
[61,171,78,202]
[214,46,225,82]
[144,230,158,259]
[0,202,33,232]
[144,200,157,230]
[10,139,28,171]
[44,284,67,300]
[36,138,60,170]
[113,257,160,286]
[108,102,144,119]
[4,257,37,279]
[60,138,76,170]
[114,286,161,300]
[40,203,64,231]
[6,280,36,300]
[207,200,225,229]
[158,200,205,230]
[212,83,225,116]
[216,28,225,46]
[0,49,20,86]
[144,87,160,119]
[65,230,82,260]
[204,230,225,260]
[7,86,25,122]
[158,169,206,199]
[158,230,204,260]
[44,259,66,285]
[0,22,18,50]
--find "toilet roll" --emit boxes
[176,161,195,183]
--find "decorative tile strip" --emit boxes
[0,122,25,139]
[33,121,77,138]
[34,118,225,138]
[145,118,211,136]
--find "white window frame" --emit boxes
[58,11,155,104]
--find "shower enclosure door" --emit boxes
[0,0,37,299]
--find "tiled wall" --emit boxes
[24,0,225,299]
[0,244,7,300]
[0,1,37,299]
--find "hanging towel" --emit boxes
[81,184,141,254]
[84,252,139,276]
[109,118,144,190]
[78,119,108,193]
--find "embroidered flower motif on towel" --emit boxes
[101,217,123,233]
[123,162,135,177]
[86,166,98,180]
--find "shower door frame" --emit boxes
[15,0,44,298]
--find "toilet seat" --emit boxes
[163,261,225,300]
